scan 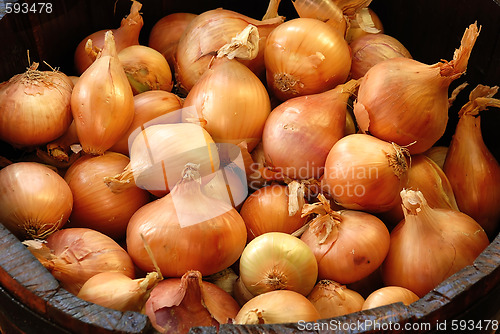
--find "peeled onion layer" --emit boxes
[353,22,480,154]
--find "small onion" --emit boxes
[307,280,365,318]
[301,194,390,284]
[64,152,150,240]
[361,286,419,310]
[264,17,352,101]
[239,232,318,296]
[234,290,320,324]
[24,228,135,295]
[0,63,73,148]
[0,162,73,239]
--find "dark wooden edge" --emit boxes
[0,223,152,334]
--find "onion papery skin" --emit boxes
[239,232,318,297]
[349,33,412,80]
[0,162,73,239]
[110,90,184,156]
[307,280,365,318]
[40,228,135,295]
[126,175,247,277]
[234,290,320,324]
[118,45,173,95]
[382,190,490,298]
[145,270,240,334]
[291,0,348,36]
[148,12,197,72]
[71,31,135,156]
[322,133,410,213]
[262,80,358,180]
[73,0,143,75]
[183,58,271,152]
[239,184,308,241]
[353,23,480,154]
[64,152,150,240]
[264,17,352,102]
[301,207,390,284]
[345,8,384,43]
[361,286,419,310]
[174,8,284,93]
[0,65,73,148]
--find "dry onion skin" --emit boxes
[345,7,384,43]
[0,162,73,239]
[264,17,352,101]
[71,31,135,155]
[234,290,320,324]
[24,227,135,295]
[64,152,150,240]
[382,189,490,297]
[73,0,143,74]
[291,0,348,36]
[361,286,419,310]
[145,270,240,334]
[353,22,480,154]
[300,194,390,284]
[0,63,73,148]
[307,280,365,318]
[239,232,318,297]
[443,85,500,238]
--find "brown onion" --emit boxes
[0,162,73,239]
[361,286,419,310]
[307,280,365,318]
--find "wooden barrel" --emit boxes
[0,0,499,333]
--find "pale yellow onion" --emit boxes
[105,123,220,197]
[110,90,184,156]
[361,286,419,310]
[239,232,318,296]
[74,0,143,74]
[64,152,150,240]
[71,30,135,155]
[174,5,284,93]
[183,56,271,152]
[77,271,160,312]
[307,280,365,318]
[382,189,490,297]
[265,17,352,101]
[235,290,320,324]
[0,162,73,239]
[0,63,73,148]
[118,45,173,95]
[148,12,197,72]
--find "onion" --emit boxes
[24,227,135,295]
[201,162,248,209]
[64,152,150,240]
[262,79,359,180]
[382,189,490,297]
[110,90,184,156]
[182,27,271,152]
[145,270,240,333]
[0,162,73,239]
[291,0,348,36]
[353,22,480,154]
[118,45,173,95]
[424,146,448,170]
[345,7,384,43]
[264,17,352,101]
[239,232,318,297]
[77,271,160,312]
[126,164,247,277]
[323,133,410,213]
[105,123,220,197]
[300,194,390,284]
[349,33,412,79]
[234,290,320,324]
[233,277,254,307]
[239,184,308,241]
[307,280,365,318]
[361,286,419,310]
[148,12,197,72]
[204,267,239,297]
[443,84,500,238]
[174,2,284,93]
[73,0,143,74]
[0,63,73,148]
[71,31,135,155]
